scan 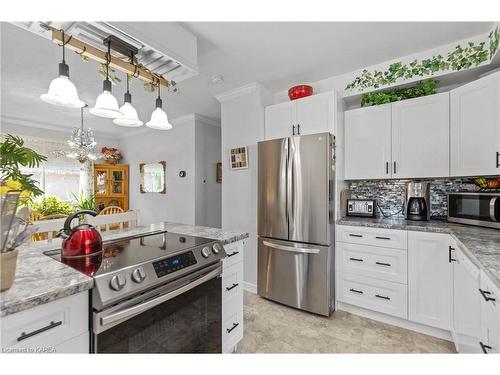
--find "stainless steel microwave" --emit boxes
[447,192,500,229]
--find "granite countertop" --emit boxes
[337,216,500,288]
[0,222,249,317]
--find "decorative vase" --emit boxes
[1,249,19,292]
[106,158,117,165]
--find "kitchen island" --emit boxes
[0,222,248,317]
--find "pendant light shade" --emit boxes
[146,85,172,130]
[40,31,85,108]
[90,41,122,119]
[113,68,143,127]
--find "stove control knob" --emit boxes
[212,243,222,254]
[132,267,146,283]
[109,274,126,291]
[201,246,211,258]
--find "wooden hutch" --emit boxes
[93,163,129,212]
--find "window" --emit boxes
[16,136,81,202]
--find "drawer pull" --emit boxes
[375,294,391,300]
[480,341,492,354]
[349,234,363,238]
[226,283,239,291]
[375,236,391,240]
[226,322,240,334]
[349,288,363,294]
[479,288,496,302]
[449,246,456,263]
[17,320,63,342]
[375,261,391,267]
[349,257,364,262]
[227,251,240,258]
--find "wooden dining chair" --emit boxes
[31,215,68,242]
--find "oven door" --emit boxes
[448,193,500,229]
[92,263,222,353]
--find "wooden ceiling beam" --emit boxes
[51,28,170,88]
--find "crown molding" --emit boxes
[0,113,117,140]
[215,82,260,103]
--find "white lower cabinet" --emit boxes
[479,270,500,354]
[1,292,89,353]
[221,240,244,353]
[452,244,482,353]
[408,231,453,331]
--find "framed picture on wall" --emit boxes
[229,146,248,170]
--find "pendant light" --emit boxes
[40,30,85,108]
[90,40,122,119]
[146,82,172,130]
[113,53,143,127]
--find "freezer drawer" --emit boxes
[257,237,333,316]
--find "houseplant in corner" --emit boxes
[1,134,46,291]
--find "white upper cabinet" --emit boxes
[295,92,334,136]
[265,101,295,140]
[344,104,392,180]
[264,91,335,140]
[408,231,453,331]
[450,71,500,177]
[391,92,450,178]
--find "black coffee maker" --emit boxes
[405,182,430,221]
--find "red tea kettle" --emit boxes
[59,210,102,258]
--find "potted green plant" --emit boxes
[1,135,46,291]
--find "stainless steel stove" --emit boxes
[45,231,226,353]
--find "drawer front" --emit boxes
[337,225,407,249]
[337,242,407,284]
[222,292,244,353]
[1,292,89,350]
[222,260,244,301]
[338,272,408,319]
[54,332,89,353]
[223,240,244,269]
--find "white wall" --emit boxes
[194,117,222,228]
[121,113,222,227]
[217,84,272,290]
[121,116,196,226]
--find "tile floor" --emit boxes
[237,292,456,353]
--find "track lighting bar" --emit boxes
[50,28,170,88]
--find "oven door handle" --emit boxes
[491,197,498,222]
[99,266,221,328]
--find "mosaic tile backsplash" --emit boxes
[348,179,479,219]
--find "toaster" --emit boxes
[346,199,377,218]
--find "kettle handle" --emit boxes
[63,210,98,234]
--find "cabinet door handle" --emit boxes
[375,262,391,267]
[479,288,496,302]
[297,124,300,135]
[226,322,240,334]
[349,234,363,238]
[292,125,295,136]
[17,320,63,342]
[349,288,363,294]
[449,246,456,263]
[496,152,499,168]
[349,257,363,262]
[226,283,239,291]
[393,161,397,174]
[375,294,391,300]
[375,236,391,240]
[480,341,492,353]
[386,162,389,174]
[227,251,240,258]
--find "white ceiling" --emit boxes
[1,22,493,136]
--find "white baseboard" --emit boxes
[244,282,257,294]
[337,302,453,342]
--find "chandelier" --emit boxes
[52,106,102,163]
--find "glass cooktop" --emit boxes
[44,231,214,276]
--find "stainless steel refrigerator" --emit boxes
[257,132,335,316]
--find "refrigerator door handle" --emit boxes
[287,138,295,239]
[262,240,320,254]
